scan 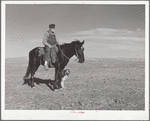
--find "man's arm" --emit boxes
[42,32,51,48]
[56,36,59,44]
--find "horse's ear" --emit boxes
[81,40,85,45]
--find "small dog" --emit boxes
[61,69,70,88]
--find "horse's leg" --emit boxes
[54,68,59,89]
[58,67,65,88]
[54,66,65,89]
[49,67,57,91]
[30,60,40,88]
[53,64,61,90]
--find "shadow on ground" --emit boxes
[23,77,55,90]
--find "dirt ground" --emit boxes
[5,57,145,110]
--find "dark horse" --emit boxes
[23,40,85,90]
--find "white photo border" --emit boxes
[1,1,149,120]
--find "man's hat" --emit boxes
[49,23,55,28]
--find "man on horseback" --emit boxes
[42,23,59,70]
[23,39,85,89]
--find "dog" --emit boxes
[61,69,70,88]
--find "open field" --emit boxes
[5,57,145,110]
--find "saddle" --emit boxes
[38,47,45,57]
[38,46,58,56]
[38,46,58,65]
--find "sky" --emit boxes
[5,3,145,58]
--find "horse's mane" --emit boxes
[59,40,81,49]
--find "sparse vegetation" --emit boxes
[5,57,145,110]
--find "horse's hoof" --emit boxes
[59,85,63,88]
[54,85,59,89]
[54,89,58,92]
[23,76,29,80]
[22,83,26,85]
[31,85,35,88]
[49,84,54,91]
[51,88,55,91]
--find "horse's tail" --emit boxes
[23,62,31,80]
[23,48,36,80]
[23,47,44,80]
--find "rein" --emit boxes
[58,45,70,60]
[58,45,79,60]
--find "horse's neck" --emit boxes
[62,44,75,59]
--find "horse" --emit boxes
[23,40,85,91]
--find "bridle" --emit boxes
[75,48,79,61]
[58,45,79,60]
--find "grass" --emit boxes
[5,57,145,110]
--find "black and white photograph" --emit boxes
[1,1,149,120]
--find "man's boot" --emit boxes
[49,61,54,68]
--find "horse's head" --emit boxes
[73,40,85,63]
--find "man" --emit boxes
[42,23,59,70]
